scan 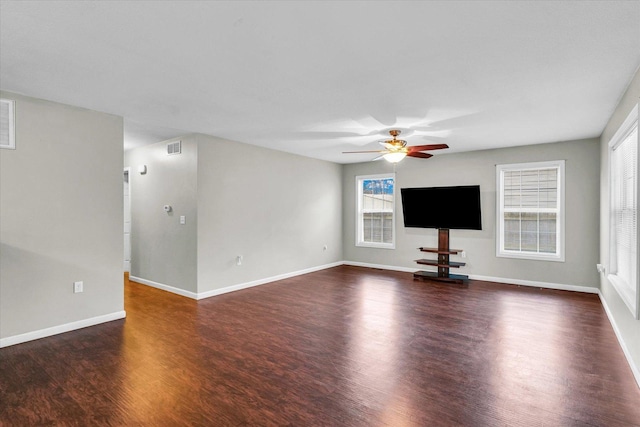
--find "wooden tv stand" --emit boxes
[414,228,469,284]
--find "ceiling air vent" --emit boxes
[0,99,16,150]
[167,140,181,155]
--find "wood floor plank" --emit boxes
[1,265,639,426]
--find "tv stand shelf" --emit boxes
[415,259,465,268]
[418,247,463,255]
[414,271,469,283]
[414,229,469,285]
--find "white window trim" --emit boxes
[355,173,396,249]
[496,160,565,262]
[0,98,16,150]
[607,103,639,319]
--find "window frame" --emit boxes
[607,104,639,319]
[0,98,16,150]
[496,160,565,262]
[355,173,396,249]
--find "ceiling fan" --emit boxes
[343,129,449,163]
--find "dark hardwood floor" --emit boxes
[1,266,639,426]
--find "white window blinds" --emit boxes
[609,114,638,316]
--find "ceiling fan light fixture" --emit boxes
[383,152,407,163]
[342,129,449,162]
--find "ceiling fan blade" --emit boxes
[342,150,388,154]
[407,152,433,159]
[407,144,449,152]
[372,155,385,161]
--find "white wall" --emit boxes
[343,138,601,290]
[0,91,124,343]
[196,133,343,293]
[599,67,640,383]
[125,136,198,293]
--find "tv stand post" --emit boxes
[414,228,469,284]
[437,228,450,278]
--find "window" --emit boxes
[356,173,395,249]
[496,160,565,261]
[0,98,16,150]
[608,105,638,318]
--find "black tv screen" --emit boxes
[401,185,482,230]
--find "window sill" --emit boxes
[497,251,564,262]
[356,242,396,250]
[608,274,639,318]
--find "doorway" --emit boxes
[124,168,131,272]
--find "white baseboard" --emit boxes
[343,261,598,294]
[197,261,344,300]
[343,261,599,294]
[343,261,417,273]
[0,310,126,348]
[468,274,599,294]
[130,262,344,300]
[598,291,640,389]
[129,275,198,299]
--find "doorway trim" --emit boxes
[124,167,132,273]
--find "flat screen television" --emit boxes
[400,185,482,230]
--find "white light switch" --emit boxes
[180,215,186,225]
[73,281,83,293]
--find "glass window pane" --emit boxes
[363,214,372,241]
[504,212,520,251]
[362,194,375,210]
[539,169,558,208]
[362,178,394,211]
[504,171,521,208]
[539,213,557,253]
[521,212,538,252]
[383,213,393,244]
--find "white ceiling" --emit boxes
[1,1,639,163]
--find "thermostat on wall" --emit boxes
[163,205,172,212]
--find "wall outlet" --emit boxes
[460,251,467,258]
[180,215,186,225]
[73,281,83,293]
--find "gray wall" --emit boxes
[343,138,601,289]
[0,91,124,339]
[196,133,343,293]
[125,136,198,293]
[599,67,640,375]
